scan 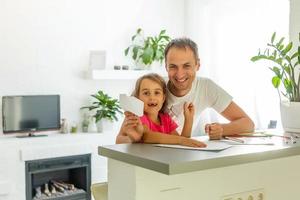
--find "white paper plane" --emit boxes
[119,94,144,117]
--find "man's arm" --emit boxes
[205,101,254,139]
[221,101,254,134]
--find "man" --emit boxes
[117,37,254,142]
[164,38,254,139]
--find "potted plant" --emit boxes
[81,90,122,132]
[124,28,171,69]
[251,32,300,132]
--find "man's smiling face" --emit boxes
[165,47,200,97]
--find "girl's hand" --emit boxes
[135,118,144,135]
[183,102,195,120]
[122,111,144,142]
[122,111,140,132]
[205,123,223,140]
[180,137,207,148]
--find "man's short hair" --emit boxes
[164,37,199,62]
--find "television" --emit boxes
[2,95,60,137]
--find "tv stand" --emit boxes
[16,132,48,138]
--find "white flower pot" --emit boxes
[97,119,114,133]
[88,117,97,133]
[280,101,300,133]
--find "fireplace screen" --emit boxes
[25,154,91,200]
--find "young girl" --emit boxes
[116,73,206,148]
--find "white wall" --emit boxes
[0,0,185,134]
[290,0,300,85]
[0,0,295,134]
[184,0,290,129]
[290,0,300,47]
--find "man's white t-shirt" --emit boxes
[166,77,232,135]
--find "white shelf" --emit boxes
[91,69,168,80]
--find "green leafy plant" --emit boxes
[81,90,122,122]
[124,28,171,67]
[251,32,300,102]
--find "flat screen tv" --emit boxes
[2,95,60,137]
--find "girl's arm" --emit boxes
[116,133,133,144]
[181,102,195,138]
[142,125,206,148]
[116,129,142,144]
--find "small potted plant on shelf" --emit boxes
[81,90,122,132]
[251,32,300,132]
[124,28,171,69]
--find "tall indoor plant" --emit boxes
[251,32,300,132]
[124,28,171,69]
[81,90,122,132]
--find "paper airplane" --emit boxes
[119,94,144,117]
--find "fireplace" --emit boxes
[25,154,91,200]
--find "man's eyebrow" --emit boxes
[168,62,192,66]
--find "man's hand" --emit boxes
[183,102,195,120]
[205,123,223,140]
[180,137,207,148]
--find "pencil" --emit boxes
[264,134,291,140]
[224,136,244,143]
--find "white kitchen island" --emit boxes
[99,135,300,200]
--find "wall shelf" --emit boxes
[90,69,168,80]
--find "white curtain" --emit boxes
[185,0,290,131]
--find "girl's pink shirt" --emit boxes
[139,113,178,134]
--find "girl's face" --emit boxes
[138,78,165,116]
